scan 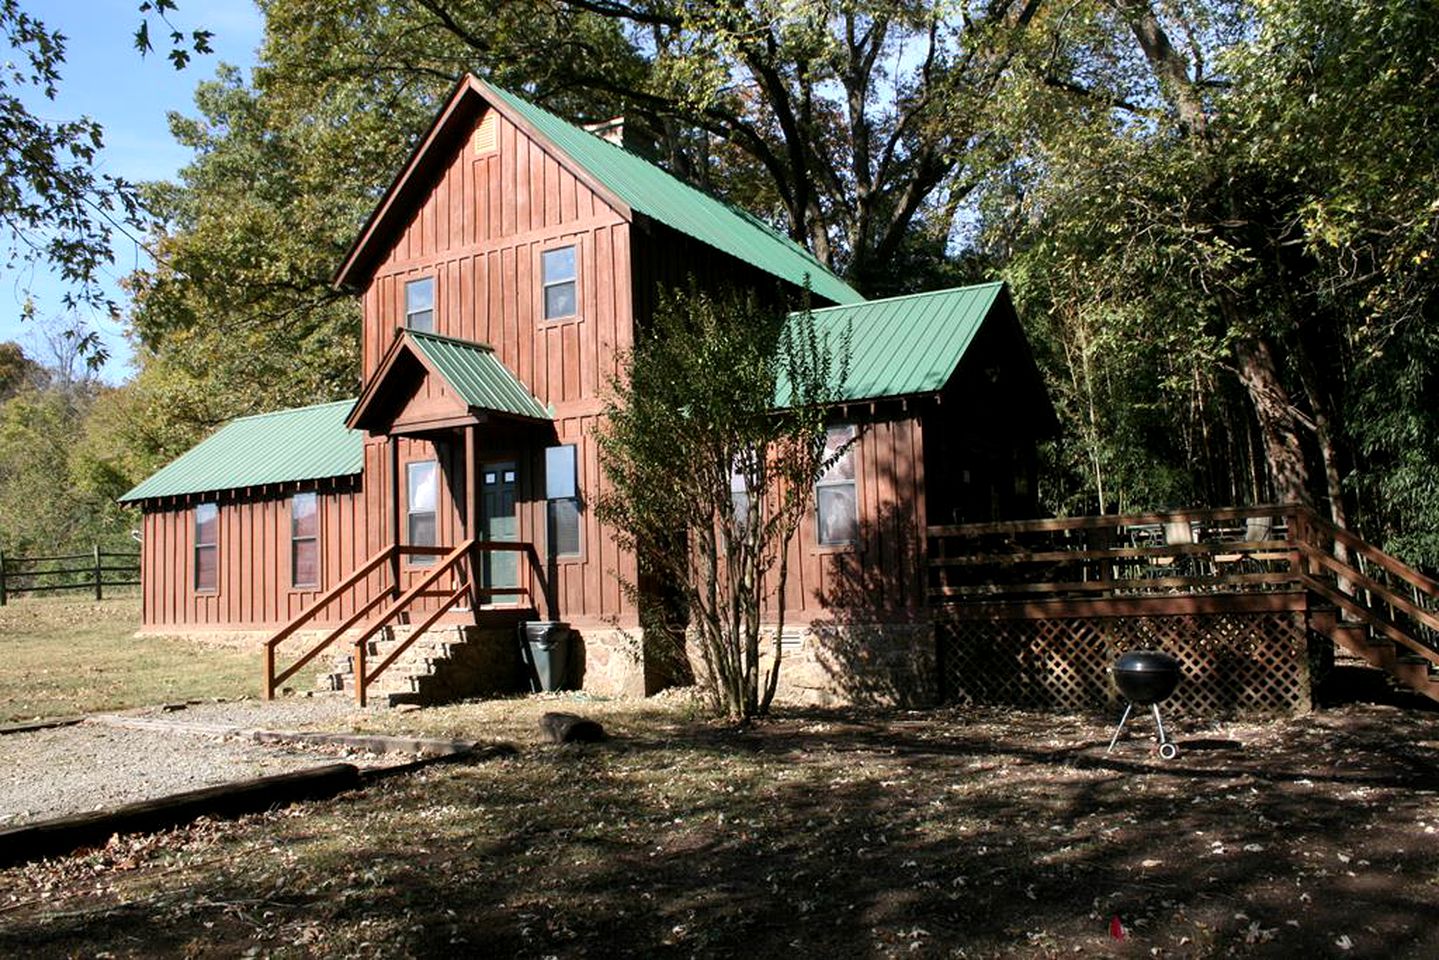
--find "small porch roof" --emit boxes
[348,330,551,434]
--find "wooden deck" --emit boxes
[927,504,1439,713]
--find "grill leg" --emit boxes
[1152,704,1179,759]
[1106,702,1134,754]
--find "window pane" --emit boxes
[549,498,581,556]
[542,245,576,283]
[409,512,437,548]
[821,425,856,482]
[817,484,857,544]
[195,503,218,546]
[406,279,434,332]
[196,545,218,591]
[408,461,437,512]
[406,277,433,312]
[291,492,317,538]
[292,538,319,588]
[544,280,576,319]
[545,444,577,499]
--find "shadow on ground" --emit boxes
[3,701,1438,958]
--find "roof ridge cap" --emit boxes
[802,281,1005,315]
[407,328,496,352]
[226,399,359,424]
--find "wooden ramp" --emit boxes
[929,505,1439,713]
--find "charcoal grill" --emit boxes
[1106,649,1181,760]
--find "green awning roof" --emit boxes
[406,330,550,420]
[778,281,1007,405]
[480,81,863,308]
[119,400,363,503]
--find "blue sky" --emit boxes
[1,0,263,381]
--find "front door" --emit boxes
[481,461,519,602]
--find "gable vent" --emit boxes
[472,110,498,155]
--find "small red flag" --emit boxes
[1109,915,1127,940]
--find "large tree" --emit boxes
[979,0,1438,556]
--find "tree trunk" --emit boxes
[1232,336,1310,504]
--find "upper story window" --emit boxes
[407,460,438,564]
[195,502,218,592]
[542,245,577,321]
[405,277,434,333]
[816,425,858,546]
[291,491,319,589]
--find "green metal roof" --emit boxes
[481,81,863,308]
[406,330,550,420]
[778,281,1006,405]
[119,400,363,503]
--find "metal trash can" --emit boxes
[523,621,572,692]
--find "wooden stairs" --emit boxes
[320,624,528,707]
[1297,512,1439,703]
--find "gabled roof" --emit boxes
[335,75,863,308]
[778,281,1008,405]
[347,329,550,432]
[119,401,362,503]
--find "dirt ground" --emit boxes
[2,691,1437,959]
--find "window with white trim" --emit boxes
[815,425,857,545]
[541,246,577,320]
[291,491,319,589]
[195,502,218,592]
[407,460,438,564]
[545,444,582,557]
[405,277,434,332]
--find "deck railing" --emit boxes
[928,503,1439,668]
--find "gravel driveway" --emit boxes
[0,696,390,828]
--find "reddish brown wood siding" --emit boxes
[140,479,372,631]
[774,413,929,624]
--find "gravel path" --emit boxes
[0,696,394,828]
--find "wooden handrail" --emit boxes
[351,539,475,707]
[363,583,471,690]
[263,545,398,699]
[928,504,1298,538]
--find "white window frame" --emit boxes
[541,245,578,321]
[407,460,439,565]
[194,502,218,593]
[405,277,435,332]
[815,424,858,546]
[290,491,320,589]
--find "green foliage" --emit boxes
[595,284,848,721]
[0,348,140,556]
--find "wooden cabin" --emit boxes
[120,76,1054,706]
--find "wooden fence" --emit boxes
[0,546,141,604]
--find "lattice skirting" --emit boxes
[937,610,1313,715]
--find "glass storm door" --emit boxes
[482,462,519,601]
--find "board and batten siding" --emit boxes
[772,413,929,624]
[354,107,639,629]
[139,480,373,631]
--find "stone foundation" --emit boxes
[685,621,938,708]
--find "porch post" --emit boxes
[465,424,482,611]
[388,438,401,600]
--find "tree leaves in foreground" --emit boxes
[595,285,849,721]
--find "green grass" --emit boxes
[0,597,255,722]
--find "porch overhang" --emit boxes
[347,329,551,437]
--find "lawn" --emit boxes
[3,694,1438,958]
[0,597,255,722]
